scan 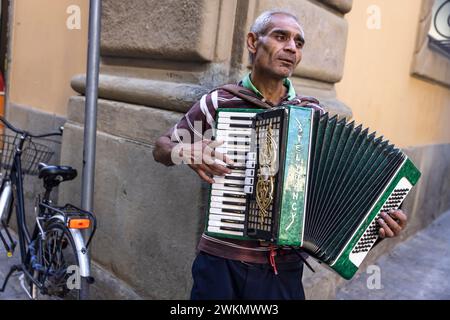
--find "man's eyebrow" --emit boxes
[271,28,305,44]
[271,28,289,36]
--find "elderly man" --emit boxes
[153,10,407,300]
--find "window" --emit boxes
[411,0,450,88]
[428,0,450,59]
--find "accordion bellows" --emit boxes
[205,106,421,279]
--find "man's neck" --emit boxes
[250,71,287,105]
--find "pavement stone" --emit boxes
[1,210,449,300]
[336,210,450,300]
[0,246,29,300]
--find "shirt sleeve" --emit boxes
[164,90,220,144]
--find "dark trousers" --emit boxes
[190,251,305,300]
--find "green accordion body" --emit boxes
[205,106,421,279]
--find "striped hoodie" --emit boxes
[164,75,324,265]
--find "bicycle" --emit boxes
[0,115,96,300]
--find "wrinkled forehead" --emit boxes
[267,14,305,39]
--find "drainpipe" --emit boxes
[82,0,101,213]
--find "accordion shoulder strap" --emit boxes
[216,84,325,114]
[216,84,273,110]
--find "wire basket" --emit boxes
[0,133,55,176]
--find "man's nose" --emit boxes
[284,38,297,52]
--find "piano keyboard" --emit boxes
[207,111,258,237]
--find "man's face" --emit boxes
[249,14,305,79]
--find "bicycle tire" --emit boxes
[30,222,88,300]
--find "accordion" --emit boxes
[205,106,421,279]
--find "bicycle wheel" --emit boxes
[30,222,88,300]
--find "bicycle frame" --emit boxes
[9,133,33,263]
[0,119,96,298]
[0,133,46,293]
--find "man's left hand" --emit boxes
[378,209,407,238]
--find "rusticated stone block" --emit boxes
[101,0,231,62]
[319,0,353,14]
[71,74,208,113]
[67,96,184,145]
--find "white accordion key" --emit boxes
[227,154,247,161]
[212,183,245,193]
[210,189,246,198]
[218,118,253,125]
[207,226,244,236]
[246,160,256,169]
[210,202,246,211]
[245,169,255,177]
[209,207,245,217]
[210,196,246,204]
[214,177,245,185]
[246,152,257,161]
[217,123,253,130]
[218,111,257,118]
[208,220,245,230]
[244,185,253,194]
[209,214,245,221]
[244,177,254,185]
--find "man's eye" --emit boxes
[276,35,286,41]
[296,41,304,48]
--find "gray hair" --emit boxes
[248,10,304,64]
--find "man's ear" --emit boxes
[246,32,258,54]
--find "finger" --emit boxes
[208,163,232,175]
[380,212,402,236]
[196,168,215,184]
[207,139,225,149]
[210,149,234,166]
[203,164,227,176]
[189,163,214,177]
[203,140,235,166]
[202,145,219,165]
[202,144,223,166]
[202,150,216,165]
[378,218,395,238]
[189,145,206,165]
[379,227,386,239]
[223,154,234,166]
[390,210,407,228]
[197,164,220,177]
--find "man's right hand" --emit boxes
[176,139,234,184]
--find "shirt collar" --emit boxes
[241,73,297,101]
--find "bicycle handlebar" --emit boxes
[0,115,63,138]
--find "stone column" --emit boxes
[61,0,353,299]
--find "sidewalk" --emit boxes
[0,247,28,299]
[336,210,450,300]
[1,211,449,300]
